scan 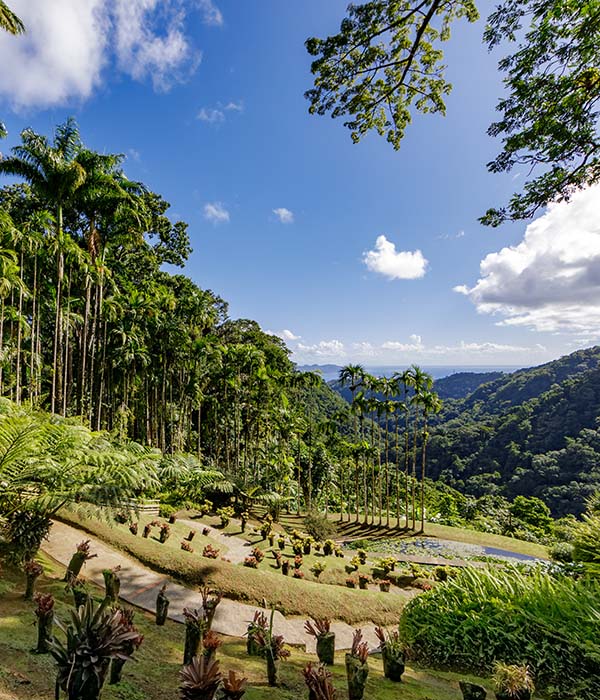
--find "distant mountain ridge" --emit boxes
[426,346,600,516]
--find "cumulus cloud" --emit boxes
[204,201,230,224]
[455,185,600,333]
[273,207,294,224]
[363,235,428,280]
[297,340,346,358]
[0,0,221,108]
[266,329,301,341]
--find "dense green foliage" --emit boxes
[332,348,600,518]
[306,0,600,224]
[399,567,600,699]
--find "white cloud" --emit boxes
[197,107,225,123]
[273,207,294,224]
[197,0,223,26]
[363,235,428,280]
[203,201,230,224]
[456,184,600,333]
[297,340,345,358]
[0,0,220,108]
[437,230,465,241]
[266,329,301,341]
[224,101,243,112]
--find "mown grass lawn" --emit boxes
[0,554,495,700]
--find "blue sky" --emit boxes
[1,0,599,367]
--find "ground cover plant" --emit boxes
[399,566,600,700]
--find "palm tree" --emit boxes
[0,119,87,413]
[339,364,365,440]
[394,368,415,530]
[0,1,24,34]
[418,389,442,532]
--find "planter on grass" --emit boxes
[156,584,170,625]
[281,560,290,575]
[185,530,196,541]
[358,575,370,590]
[64,540,97,582]
[183,608,206,665]
[24,560,44,601]
[345,653,368,700]
[316,633,335,666]
[102,567,121,604]
[381,647,404,682]
[142,524,152,538]
[33,593,54,654]
[460,681,488,700]
[378,580,391,592]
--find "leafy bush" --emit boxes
[399,567,600,700]
[304,510,337,541]
[549,541,574,563]
[159,503,177,519]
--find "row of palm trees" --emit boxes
[337,364,442,532]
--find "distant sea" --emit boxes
[298,364,523,383]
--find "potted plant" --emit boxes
[357,549,367,565]
[303,662,336,700]
[202,630,222,664]
[281,559,290,575]
[67,576,90,608]
[240,511,249,533]
[179,656,221,700]
[378,579,391,592]
[278,536,286,551]
[159,523,171,543]
[222,670,248,700]
[200,587,222,630]
[310,561,326,579]
[375,627,405,682]
[24,560,44,601]
[202,527,211,536]
[346,577,357,588]
[63,540,97,582]
[142,523,152,538]
[109,608,143,684]
[268,532,276,547]
[102,566,121,604]
[181,540,194,552]
[274,551,282,568]
[460,680,488,700]
[183,608,207,665]
[323,539,335,556]
[305,618,335,665]
[251,546,265,563]
[292,539,304,555]
[155,583,170,625]
[203,544,220,559]
[493,663,535,700]
[185,530,196,542]
[50,599,142,700]
[358,573,370,590]
[345,629,369,700]
[33,593,54,654]
[246,610,268,656]
[244,556,258,568]
[303,537,313,555]
[218,506,234,528]
[129,522,138,535]
[294,555,303,569]
[254,608,291,687]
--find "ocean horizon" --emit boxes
[298,364,523,382]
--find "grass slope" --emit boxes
[0,554,494,700]
[57,508,411,625]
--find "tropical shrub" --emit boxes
[492,662,535,700]
[244,556,258,568]
[303,662,336,699]
[399,566,600,699]
[310,561,326,579]
[203,544,220,559]
[304,510,337,541]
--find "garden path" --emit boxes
[42,520,380,654]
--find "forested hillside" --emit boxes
[426,348,600,516]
